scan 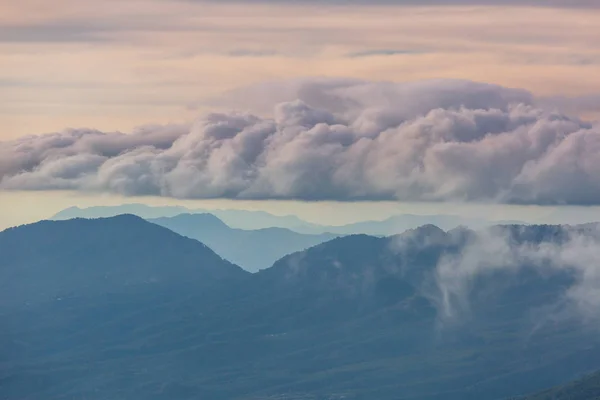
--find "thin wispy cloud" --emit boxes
[346,49,423,58]
[227,49,281,57]
[191,0,600,7]
[1,1,600,138]
[427,224,600,328]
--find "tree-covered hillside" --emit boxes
[521,371,600,400]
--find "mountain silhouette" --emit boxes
[51,204,323,232]
[3,219,600,400]
[148,213,338,271]
[0,214,247,308]
[325,215,524,236]
[51,204,525,236]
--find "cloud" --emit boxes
[1,78,599,205]
[227,49,281,57]
[428,224,600,328]
[192,0,599,7]
[3,1,600,141]
[0,21,120,43]
[346,49,424,58]
[540,94,600,116]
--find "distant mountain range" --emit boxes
[51,204,525,235]
[148,213,338,272]
[3,217,600,400]
[326,214,524,235]
[51,204,323,233]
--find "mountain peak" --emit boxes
[148,213,338,272]
[156,212,230,228]
[403,224,446,235]
[390,224,448,244]
[261,233,386,281]
[0,215,248,308]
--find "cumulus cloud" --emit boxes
[1,78,599,205]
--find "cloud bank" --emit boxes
[1,79,599,205]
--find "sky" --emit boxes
[1,0,600,228]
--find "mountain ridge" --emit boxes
[50,204,528,236]
[0,214,248,308]
[148,213,338,272]
[521,370,600,399]
[51,204,322,233]
[3,218,600,400]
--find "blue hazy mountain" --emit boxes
[0,215,247,308]
[148,213,338,272]
[325,214,524,235]
[3,219,599,400]
[51,204,323,232]
[1,215,251,400]
[51,204,524,235]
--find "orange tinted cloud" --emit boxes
[1,1,599,138]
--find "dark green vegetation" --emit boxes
[149,213,337,272]
[521,371,600,399]
[2,217,600,400]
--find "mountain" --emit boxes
[51,204,526,236]
[51,204,322,232]
[239,224,600,399]
[1,215,250,400]
[208,209,323,233]
[51,204,192,220]
[148,213,338,272]
[522,371,600,399]
[0,215,248,308]
[3,220,600,400]
[326,214,525,236]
